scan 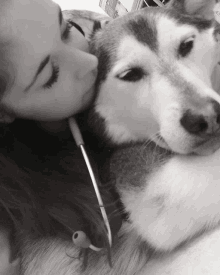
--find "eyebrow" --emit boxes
[24,55,50,92]
[68,21,85,36]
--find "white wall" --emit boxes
[53,0,107,14]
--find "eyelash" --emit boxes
[41,20,82,89]
[43,64,59,89]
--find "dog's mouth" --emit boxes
[152,133,220,156]
[152,134,171,151]
[192,135,220,156]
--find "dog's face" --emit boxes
[91,0,220,155]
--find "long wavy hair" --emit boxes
[0,118,121,264]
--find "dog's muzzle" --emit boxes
[180,98,220,155]
[180,99,220,137]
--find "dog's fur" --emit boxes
[90,0,220,156]
[3,0,220,274]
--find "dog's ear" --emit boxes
[167,0,216,20]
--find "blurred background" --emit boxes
[53,0,106,14]
[53,0,169,18]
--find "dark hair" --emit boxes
[0,119,121,263]
[0,42,15,99]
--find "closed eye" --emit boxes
[116,67,145,82]
[42,64,59,89]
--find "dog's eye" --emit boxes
[117,68,144,82]
[178,36,195,58]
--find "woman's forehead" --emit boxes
[0,0,62,89]
[1,0,60,41]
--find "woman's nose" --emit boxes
[78,51,98,79]
[69,48,98,80]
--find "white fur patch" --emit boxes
[96,36,160,144]
[125,148,220,250]
[145,229,220,275]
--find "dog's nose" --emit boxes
[180,100,220,136]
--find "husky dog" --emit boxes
[89,0,220,156]
[18,0,220,274]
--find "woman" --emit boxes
[0,0,98,122]
[0,1,114,274]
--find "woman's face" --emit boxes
[0,0,98,121]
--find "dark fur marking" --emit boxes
[172,12,213,31]
[92,20,102,33]
[95,47,112,85]
[126,15,158,52]
[110,142,173,190]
